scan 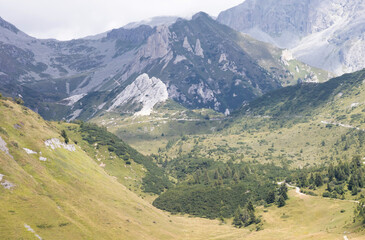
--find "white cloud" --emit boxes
[0,0,243,40]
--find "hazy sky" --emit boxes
[0,0,243,40]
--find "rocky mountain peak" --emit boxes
[106,25,154,42]
[192,12,211,21]
[217,0,365,75]
[0,17,20,34]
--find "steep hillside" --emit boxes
[218,0,365,75]
[0,97,174,239]
[0,13,327,120]
[241,68,365,119]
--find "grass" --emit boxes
[91,100,224,155]
[1,98,364,239]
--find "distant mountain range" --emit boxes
[0,13,325,120]
[218,0,365,75]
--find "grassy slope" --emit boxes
[91,100,225,155]
[1,99,364,239]
[157,69,365,168]
[0,98,206,239]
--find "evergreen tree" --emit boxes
[314,173,323,187]
[233,172,239,184]
[279,183,288,200]
[298,172,308,188]
[203,170,210,184]
[246,200,255,212]
[355,200,365,224]
[277,195,286,207]
[266,190,276,204]
[352,155,362,168]
[232,203,257,228]
[233,206,243,228]
[352,186,358,196]
[223,166,232,179]
[61,130,69,144]
[214,170,220,180]
[309,173,315,185]
[247,209,256,226]
[328,163,335,181]
[327,182,333,192]
[348,175,356,191]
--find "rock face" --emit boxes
[218,0,365,75]
[108,73,168,116]
[0,12,322,119]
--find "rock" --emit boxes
[24,224,42,240]
[44,138,76,152]
[0,174,15,190]
[218,0,365,75]
[194,39,204,58]
[183,36,193,52]
[107,73,168,116]
[23,148,37,154]
[0,136,13,158]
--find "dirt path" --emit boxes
[321,120,365,131]
[278,182,359,203]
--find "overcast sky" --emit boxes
[0,0,243,40]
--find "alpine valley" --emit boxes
[1,1,365,240]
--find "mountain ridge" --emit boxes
[217,0,365,75]
[0,12,328,121]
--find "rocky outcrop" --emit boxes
[0,136,13,158]
[45,138,76,152]
[108,73,168,116]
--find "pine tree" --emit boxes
[203,170,210,185]
[232,206,243,228]
[327,182,333,192]
[214,169,220,180]
[355,200,365,223]
[309,173,315,185]
[328,163,335,181]
[277,195,286,207]
[223,166,232,179]
[315,173,323,187]
[352,155,362,168]
[348,175,356,191]
[61,130,69,144]
[233,172,239,184]
[246,200,255,212]
[279,183,288,200]
[266,190,276,204]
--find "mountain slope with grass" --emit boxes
[0,96,363,239]
[153,69,365,170]
[0,97,176,239]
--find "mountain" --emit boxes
[0,13,327,121]
[217,0,365,75]
[123,16,179,29]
